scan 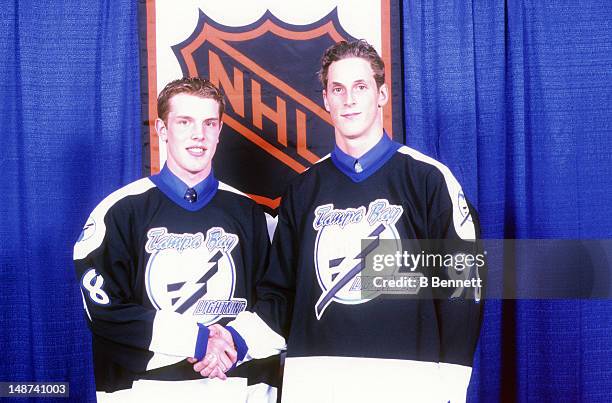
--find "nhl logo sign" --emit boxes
[141,2,403,211]
[174,10,353,209]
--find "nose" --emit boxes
[191,123,205,140]
[344,89,356,106]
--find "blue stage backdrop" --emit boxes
[0,1,611,402]
[0,1,141,401]
[403,1,612,401]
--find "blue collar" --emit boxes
[331,133,401,182]
[150,164,218,211]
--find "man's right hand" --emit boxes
[190,324,237,380]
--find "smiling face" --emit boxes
[155,93,223,187]
[322,57,388,150]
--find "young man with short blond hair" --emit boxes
[199,41,483,403]
[74,77,278,402]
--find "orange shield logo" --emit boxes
[172,10,355,209]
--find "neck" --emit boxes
[335,125,384,158]
[167,163,211,188]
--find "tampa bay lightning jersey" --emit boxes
[73,168,279,394]
[229,135,484,402]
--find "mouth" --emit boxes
[186,146,207,157]
[341,112,361,120]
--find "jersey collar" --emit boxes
[331,133,401,182]
[150,164,219,211]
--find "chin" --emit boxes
[186,164,208,175]
[338,129,367,140]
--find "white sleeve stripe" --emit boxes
[397,146,476,240]
[302,153,330,172]
[217,181,250,198]
[73,178,156,260]
[148,310,200,358]
[227,311,286,361]
[316,153,331,162]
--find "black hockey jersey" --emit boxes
[73,167,279,397]
[228,135,484,403]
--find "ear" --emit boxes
[155,118,168,141]
[377,83,389,108]
[322,89,330,112]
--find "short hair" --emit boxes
[318,40,385,90]
[157,77,226,123]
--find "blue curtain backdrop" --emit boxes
[403,1,612,402]
[1,1,611,402]
[0,1,141,401]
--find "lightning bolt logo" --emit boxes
[167,250,223,314]
[314,224,385,319]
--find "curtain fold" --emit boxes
[403,0,612,401]
[0,1,141,401]
[1,1,611,401]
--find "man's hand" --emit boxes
[190,324,237,380]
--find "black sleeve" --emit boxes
[252,188,298,338]
[73,201,204,374]
[225,190,294,360]
[426,170,485,367]
[249,203,273,306]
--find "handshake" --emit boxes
[188,324,238,380]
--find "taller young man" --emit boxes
[74,77,278,402]
[198,40,484,402]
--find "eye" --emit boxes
[331,87,344,94]
[205,120,218,128]
[176,119,189,126]
[356,84,368,91]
